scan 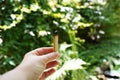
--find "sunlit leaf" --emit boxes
[60,43,72,51]
[47,59,86,80]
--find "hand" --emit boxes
[0,47,60,80]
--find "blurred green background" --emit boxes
[0,0,120,80]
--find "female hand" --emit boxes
[0,47,60,80]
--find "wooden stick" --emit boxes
[54,30,58,52]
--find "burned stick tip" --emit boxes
[54,30,58,36]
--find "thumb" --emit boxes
[41,52,60,63]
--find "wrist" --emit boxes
[0,68,27,80]
[15,64,43,80]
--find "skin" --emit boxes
[0,47,60,80]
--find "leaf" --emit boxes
[46,68,66,80]
[59,43,72,51]
[46,59,86,80]
[62,59,86,70]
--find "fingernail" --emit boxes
[53,52,60,58]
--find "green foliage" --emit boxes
[46,43,88,80]
[46,59,87,80]
[0,0,105,72]
[79,37,120,74]
[102,0,120,36]
[1,0,120,80]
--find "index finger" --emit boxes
[31,47,54,55]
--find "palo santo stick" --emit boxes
[54,30,58,52]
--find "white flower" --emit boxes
[99,30,105,34]
[0,38,3,44]
[30,4,40,12]
[29,31,35,36]
[38,31,51,37]
[10,14,16,20]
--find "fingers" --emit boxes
[31,47,54,55]
[46,61,59,69]
[44,68,55,78]
[39,68,55,80]
[41,52,60,63]
[39,61,59,79]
